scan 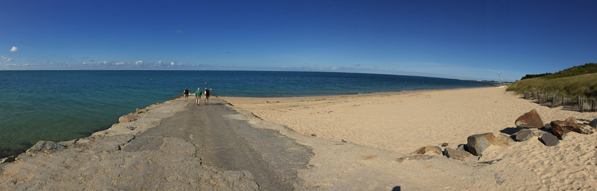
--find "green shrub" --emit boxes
[507,73,597,97]
[521,63,597,80]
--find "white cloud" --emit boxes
[10,46,18,52]
[170,61,175,65]
[135,60,143,65]
[354,63,360,66]
[1,55,13,62]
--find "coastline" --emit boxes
[2,87,597,190]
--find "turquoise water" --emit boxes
[0,70,495,157]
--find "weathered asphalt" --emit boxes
[123,98,314,190]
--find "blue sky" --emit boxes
[1,0,596,81]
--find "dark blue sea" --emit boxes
[0,70,495,157]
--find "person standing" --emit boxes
[204,88,210,105]
[195,88,202,105]
[183,88,189,101]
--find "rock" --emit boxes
[531,129,549,137]
[569,123,594,135]
[443,148,472,161]
[515,109,544,128]
[0,156,16,163]
[412,146,443,155]
[136,108,147,114]
[441,143,449,147]
[397,155,436,163]
[540,133,559,146]
[551,120,593,138]
[494,134,515,146]
[119,114,140,123]
[514,129,534,141]
[466,133,496,156]
[589,118,597,128]
[565,117,578,124]
[27,141,66,153]
[456,144,467,151]
[551,121,571,139]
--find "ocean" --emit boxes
[0,70,495,157]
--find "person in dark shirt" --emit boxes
[204,88,210,105]
[183,88,189,101]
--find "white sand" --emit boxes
[222,87,597,190]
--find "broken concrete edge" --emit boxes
[4,97,187,164]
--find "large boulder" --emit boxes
[27,141,66,153]
[515,109,544,128]
[540,133,559,146]
[493,134,515,146]
[466,133,496,156]
[551,121,571,139]
[411,146,443,155]
[514,129,534,141]
[119,114,140,123]
[551,120,593,139]
[443,148,472,161]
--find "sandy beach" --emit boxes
[222,87,597,190]
[2,87,597,190]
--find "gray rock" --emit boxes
[397,155,437,163]
[456,144,467,151]
[494,134,515,146]
[467,133,496,156]
[27,141,66,153]
[540,133,559,146]
[443,148,472,161]
[589,118,597,128]
[515,129,534,141]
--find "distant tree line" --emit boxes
[520,63,597,80]
[521,73,552,80]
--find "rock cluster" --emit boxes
[399,109,597,163]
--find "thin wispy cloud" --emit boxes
[1,56,13,62]
[10,46,18,52]
[354,63,360,66]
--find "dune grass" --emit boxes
[507,73,597,97]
